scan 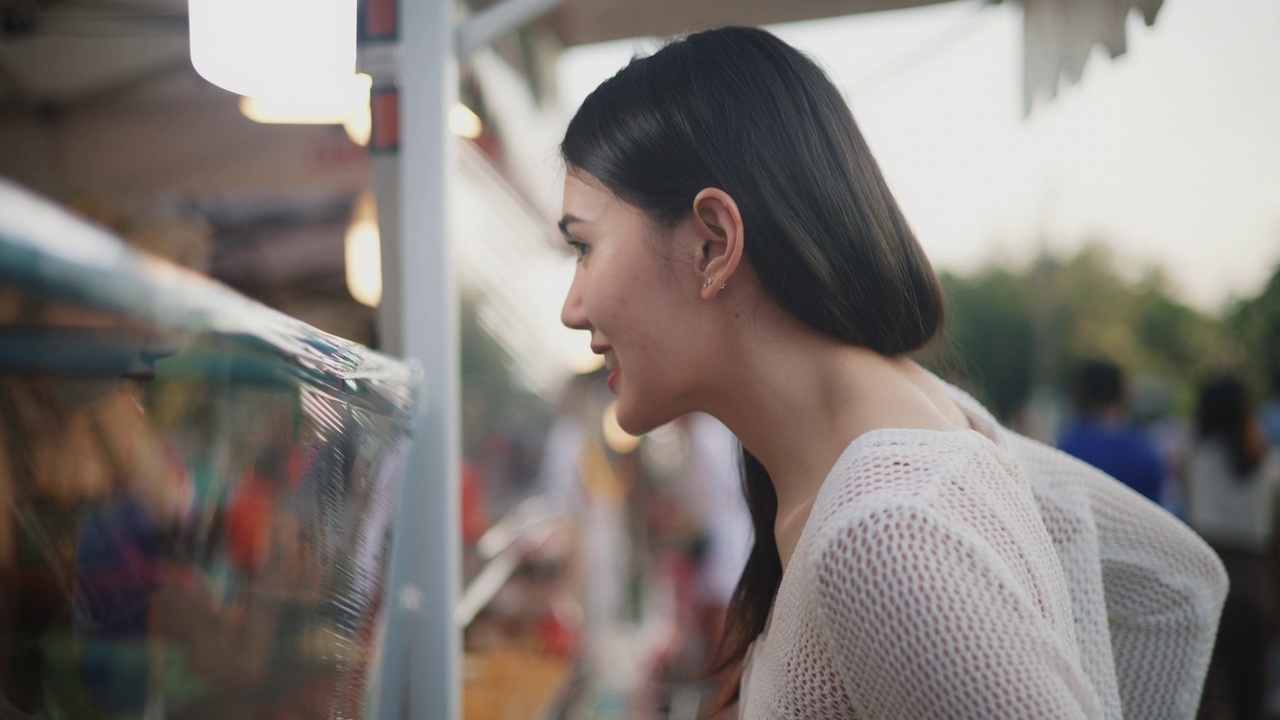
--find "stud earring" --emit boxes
[704,277,714,289]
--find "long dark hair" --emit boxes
[1195,376,1263,478]
[561,26,944,707]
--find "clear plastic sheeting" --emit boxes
[0,179,422,719]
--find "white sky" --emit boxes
[555,0,1280,313]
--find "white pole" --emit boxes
[376,0,461,717]
[373,0,566,716]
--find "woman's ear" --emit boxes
[691,188,744,299]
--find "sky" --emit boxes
[555,0,1280,314]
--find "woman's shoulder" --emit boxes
[799,428,1042,565]
[794,430,1083,652]
[795,438,1075,627]
[814,426,1024,517]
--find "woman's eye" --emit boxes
[570,241,589,260]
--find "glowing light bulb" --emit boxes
[345,189,381,307]
[449,103,483,139]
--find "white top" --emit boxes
[1186,440,1280,554]
[738,380,1227,720]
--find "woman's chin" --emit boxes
[613,400,666,438]
[615,413,651,437]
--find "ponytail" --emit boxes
[708,447,783,710]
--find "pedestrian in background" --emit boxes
[1259,354,1280,450]
[1059,359,1166,505]
[1187,375,1280,720]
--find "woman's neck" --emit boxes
[700,315,963,566]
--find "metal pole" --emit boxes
[369,96,411,720]
[401,0,461,716]
[371,0,565,716]
[370,0,460,717]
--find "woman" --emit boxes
[1187,376,1280,720]
[557,27,1226,719]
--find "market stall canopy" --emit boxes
[0,0,363,201]
[545,0,955,45]
[0,0,1165,125]
[541,0,1164,111]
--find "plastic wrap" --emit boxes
[0,179,422,719]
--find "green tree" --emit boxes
[928,241,1226,421]
[926,267,1035,419]
[1227,261,1280,395]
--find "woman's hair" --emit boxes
[561,26,944,706]
[1195,375,1263,478]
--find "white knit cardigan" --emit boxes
[738,380,1227,719]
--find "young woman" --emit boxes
[556,26,1226,719]
[1186,376,1280,720]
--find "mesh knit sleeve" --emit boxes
[1008,434,1229,720]
[811,503,1103,719]
[1081,463,1227,718]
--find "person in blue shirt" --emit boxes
[1259,354,1280,449]
[1058,360,1165,504]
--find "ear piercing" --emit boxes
[704,277,727,290]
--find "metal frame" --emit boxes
[456,0,567,62]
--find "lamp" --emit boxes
[188,0,357,99]
[192,0,484,148]
[239,73,478,148]
[449,104,483,140]
[239,74,373,146]
[345,189,381,308]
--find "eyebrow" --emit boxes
[557,214,584,241]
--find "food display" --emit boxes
[0,180,421,719]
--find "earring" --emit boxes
[704,277,714,289]
[720,282,727,290]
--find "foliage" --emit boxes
[1227,262,1280,396]
[925,241,1243,421]
[922,266,1035,419]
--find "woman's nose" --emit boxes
[561,273,589,331]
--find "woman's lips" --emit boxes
[592,345,618,391]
